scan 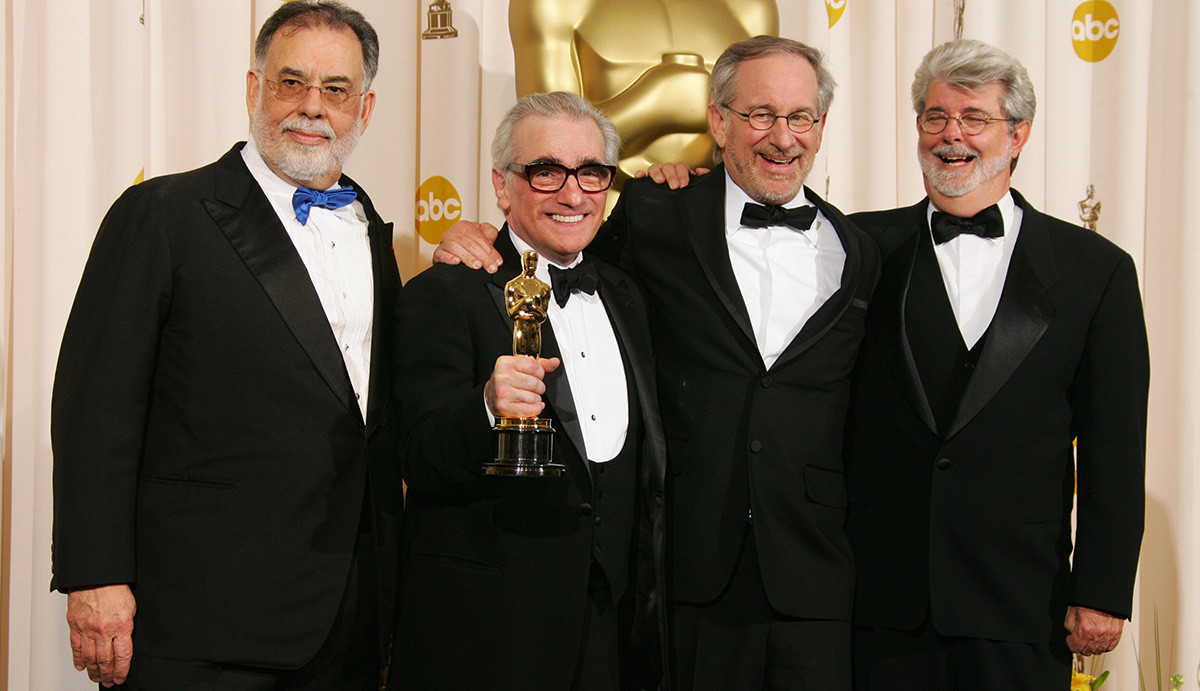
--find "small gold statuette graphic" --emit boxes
[1078,184,1101,232]
[422,0,457,40]
[484,250,562,477]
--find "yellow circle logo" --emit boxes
[1072,1,1120,62]
[415,175,462,244]
[826,0,846,28]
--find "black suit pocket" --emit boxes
[803,465,848,509]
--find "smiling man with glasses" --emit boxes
[50,2,402,687]
[846,39,1148,690]
[390,91,667,690]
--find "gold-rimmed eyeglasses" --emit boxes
[264,77,364,108]
[918,111,1011,136]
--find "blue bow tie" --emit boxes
[292,185,357,225]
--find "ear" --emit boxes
[811,111,827,151]
[246,70,261,118]
[1009,120,1032,161]
[492,168,511,215]
[357,89,377,131]
[707,103,729,151]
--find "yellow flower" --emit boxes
[1071,669,1096,691]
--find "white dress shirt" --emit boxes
[503,231,629,463]
[926,191,1023,349]
[242,139,375,419]
[723,172,845,369]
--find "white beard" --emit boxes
[919,140,1012,198]
[250,98,363,187]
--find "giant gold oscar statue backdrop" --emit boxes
[509,0,778,194]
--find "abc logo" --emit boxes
[825,0,846,28]
[1072,1,1119,62]
[416,175,462,244]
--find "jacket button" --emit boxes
[750,440,763,453]
[578,503,594,516]
[761,376,773,388]
[936,457,952,471]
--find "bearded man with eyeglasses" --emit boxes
[389,91,667,690]
[845,39,1148,689]
[50,2,402,687]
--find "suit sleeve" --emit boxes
[1068,252,1149,619]
[51,186,173,592]
[393,270,497,495]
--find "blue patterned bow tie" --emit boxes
[292,185,357,225]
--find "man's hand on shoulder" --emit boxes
[1064,605,1124,656]
[433,221,503,273]
[635,161,709,189]
[67,584,136,687]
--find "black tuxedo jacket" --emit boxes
[845,191,1148,643]
[593,167,880,619]
[50,143,403,668]
[391,231,667,689]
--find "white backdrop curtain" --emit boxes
[3,1,1195,687]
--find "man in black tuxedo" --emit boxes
[391,92,666,689]
[845,39,1148,689]
[436,36,880,689]
[50,2,401,687]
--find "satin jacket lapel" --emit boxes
[202,146,358,419]
[596,267,652,408]
[946,193,1056,438]
[884,209,939,434]
[678,166,756,348]
[353,176,395,432]
[487,230,591,489]
[771,187,868,371]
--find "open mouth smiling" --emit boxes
[932,146,979,166]
[758,152,798,168]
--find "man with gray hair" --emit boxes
[436,35,880,688]
[846,39,1148,688]
[51,2,401,686]
[391,91,667,689]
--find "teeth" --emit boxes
[551,214,584,223]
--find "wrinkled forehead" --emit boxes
[731,54,820,112]
[512,115,607,165]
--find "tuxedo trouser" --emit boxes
[670,525,851,690]
[852,611,1072,691]
[573,560,622,691]
[117,527,381,691]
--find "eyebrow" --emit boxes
[528,157,607,167]
[277,66,354,85]
[924,105,994,115]
[743,104,818,116]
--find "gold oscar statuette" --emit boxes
[484,250,562,477]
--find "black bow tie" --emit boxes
[549,261,599,308]
[740,202,819,232]
[930,205,1004,244]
